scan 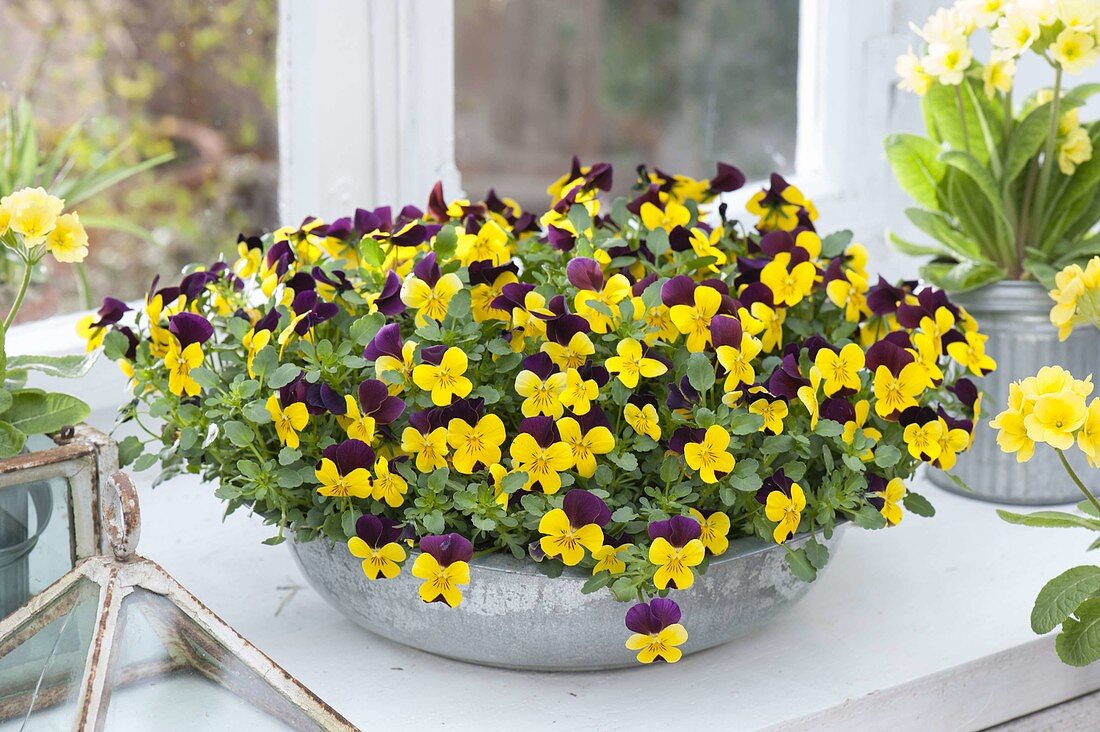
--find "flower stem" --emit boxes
[955,86,972,152]
[1056,448,1100,516]
[3,256,33,331]
[1033,65,1062,240]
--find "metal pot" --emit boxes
[929,280,1100,504]
[290,524,846,671]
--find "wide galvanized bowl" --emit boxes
[929,280,1100,504]
[290,524,846,671]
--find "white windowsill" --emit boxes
[12,311,1100,730]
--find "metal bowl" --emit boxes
[289,523,846,671]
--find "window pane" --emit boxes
[0,1,278,320]
[455,0,799,208]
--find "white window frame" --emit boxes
[278,0,907,256]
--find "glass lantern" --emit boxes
[0,471,357,731]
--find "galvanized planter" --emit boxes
[290,523,846,671]
[930,280,1100,504]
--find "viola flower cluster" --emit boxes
[94,158,991,664]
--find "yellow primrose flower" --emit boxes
[558,417,615,478]
[873,478,906,526]
[1051,28,1098,75]
[669,286,724,352]
[991,8,1039,55]
[639,200,691,232]
[164,341,204,397]
[541,331,595,370]
[43,212,89,263]
[447,414,506,474]
[266,395,309,449]
[626,622,688,665]
[412,347,473,406]
[7,187,63,247]
[514,369,568,418]
[896,47,933,95]
[1059,126,1093,175]
[401,271,463,326]
[873,363,926,417]
[347,537,406,580]
[688,508,731,556]
[401,426,450,472]
[605,338,668,388]
[624,403,661,441]
[716,333,763,390]
[509,433,574,494]
[814,343,865,396]
[946,331,997,376]
[592,543,630,575]
[764,482,806,544]
[455,220,512,266]
[934,418,971,471]
[982,54,1016,98]
[903,420,944,460]
[749,398,789,434]
[990,384,1035,462]
[561,368,599,415]
[923,36,973,85]
[1024,391,1087,450]
[1077,398,1100,467]
[761,252,816,308]
[683,425,736,484]
[371,457,408,507]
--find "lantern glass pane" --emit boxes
[0,577,100,730]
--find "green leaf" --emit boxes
[0,421,26,459]
[939,149,1012,235]
[785,547,817,582]
[6,352,99,379]
[1004,100,1059,182]
[903,491,935,517]
[919,259,1006,293]
[728,458,762,492]
[819,230,853,258]
[904,208,983,261]
[873,445,902,468]
[997,509,1100,531]
[729,411,764,435]
[885,133,946,210]
[350,312,386,347]
[853,506,888,530]
[581,572,613,595]
[0,388,11,414]
[684,352,715,393]
[224,421,254,447]
[117,435,144,467]
[267,363,300,389]
[887,229,956,259]
[1032,566,1100,634]
[132,453,158,472]
[1056,597,1100,667]
[922,81,989,165]
[804,538,830,569]
[4,391,89,435]
[814,420,844,438]
[433,224,458,260]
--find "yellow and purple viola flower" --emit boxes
[591,534,632,576]
[757,469,806,544]
[347,514,408,580]
[647,515,706,590]
[557,409,616,478]
[866,474,905,526]
[514,352,568,418]
[625,598,689,664]
[538,488,611,566]
[164,312,213,397]
[509,416,574,494]
[76,297,131,352]
[411,533,473,607]
[314,439,374,499]
[338,378,405,443]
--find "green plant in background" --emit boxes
[886,2,1100,291]
[0,98,172,309]
[0,186,95,457]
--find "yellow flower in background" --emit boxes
[1059,126,1093,175]
[923,36,974,85]
[6,187,63,247]
[649,535,705,590]
[1078,398,1100,466]
[412,347,472,406]
[592,543,630,575]
[606,338,667,388]
[683,425,736,484]
[470,271,517,323]
[266,395,308,449]
[815,343,865,396]
[827,272,871,323]
[43,212,89,263]
[1025,391,1087,450]
[896,48,934,95]
[455,220,512,266]
[991,7,1039,55]
[908,332,944,387]
[982,54,1016,98]
[750,398,789,434]
[624,403,661,441]
[375,340,417,394]
[1052,28,1099,74]
[741,302,786,353]
[946,331,998,376]
[639,200,691,232]
[797,367,822,430]
[347,536,406,580]
[574,274,631,333]
[716,333,763,390]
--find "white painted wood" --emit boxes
[277,0,460,223]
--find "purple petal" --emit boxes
[660,275,696,308]
[363,323,403,362]
[355,513,404,548]
[567,258,604,291]
[521,352,556,380]
[710,315,743,349]
[519,416,558,448]
[562,489,611,528]
[420,533,473,566]
[167,312,213,348]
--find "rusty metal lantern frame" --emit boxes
[0,432,357,731]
